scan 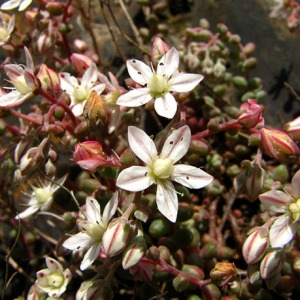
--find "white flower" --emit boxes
[16,174,68,219]
[63,192,118,270]
[0,47,39,107]
[1,0,32,11]
[0,12,14,46]
[35,257,72,298]
[116,47,204,119]
[116,126,213,222]
[259,169,300,248]
[59,63,105,117]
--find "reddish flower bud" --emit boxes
[37,64,60,95]
[237,99,263,128]
[151,37,171,66]
[284,116,300,141]
[70,53,94,76]
[260,128,300,162]
[260,250,283,280]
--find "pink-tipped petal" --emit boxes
[154,93,177,119]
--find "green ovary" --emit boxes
[148,74,169,97]
[14,75,32,94]
[73,86,89,103]
[82,223,105,242]
[34,187,53,204]
[289,198,300,222]
[48,272,64,288]
[152,158,174,179]
[0,28,8,42]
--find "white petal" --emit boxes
[59,73,78,94]
[71,102,84,117]
[270,215,296,248]
[86,197,101,223]
[116,88,152,107]
[156,181,178,222]
[63,232,93,250]
[172,165,213,189]
[1,0,21,10]
[80,243,101,270]
[157,48,179,78]
[169,73,204,93]
[154,93,177,119]
[291,169,300,198]
[128,126,157,164]
[102,191,119,225]
[16,205,39,219]
[81,63,98,88]
[0,91,31,107]
[127,59,153,85]
[116,166,154,191]
[18,0,32,11]
[160,125,191,162]
[93,83,106,95]
[259,190,292,213]
[24,47,34,70]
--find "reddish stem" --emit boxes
[10,109,42,126]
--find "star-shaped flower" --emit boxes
[1,0,32,11]
[116,47,203,119]
[63,192,118,270]
[59,63,105,117]
[0,47,39,107]
[0,12,15,46]
[16,174,68,219]
[35,257,72,298]
[116,126,213,222]
[259,169,300,248]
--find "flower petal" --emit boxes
[102,191,118,225]
[81,243,102,270]
[86,197,101,223]
[81,63,98,88]
[63,232,93,250]
[172,165,213,189]
[169,73,204,93]
[154,93,177,119]
[18,0,32,11]
[160,125,191,162]
[0,90,31,107]
[259,190,292,213]
[127,59,153,85]
[16,205,39,219]
[156,181,178,222]
[116,166,154,192]
[116,88,152,107]
[72,103,84,117]
[291,169,300,198]
[157,47,179,78]
[270,214,296,248]
[1,0,21,10]
[128,126,157,164]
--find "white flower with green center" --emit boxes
[0,12,14,46]
[116,126,213,222]
[35,257,71,298]
[16,174,68,219]
[63,192,118,270]
[59,63,105,117]
[116,47,204,119]
[259,169,300,248]
[0,47,39,107]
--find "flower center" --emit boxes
[81,222,105,242]
[34,187,53,205]
[48,272,64,288]
[73,86,89,103]
[289,198,300,222]
[148,74,169,97]
[152,158,174,180]
[14,75,32,94]
[0,27,9,43]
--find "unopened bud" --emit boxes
[102,217,131,257]
[245,162,265,202]
[151,37,171,66]
[260,250,283,280]
[70,53,93,76]
[284,116,300,141]
[237,99,263,128]
[242,227,269,264]
[210,262,237,286]
[122,236,147,269]
[37,64,60,94]
[260,128,300,162]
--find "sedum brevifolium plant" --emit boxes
[1,0,300,299]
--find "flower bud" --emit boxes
[260,250,283,280]
[37,64,60,94]
[237,99,263,128]
[260,128,300,163]
[210,262,237,286]
[36,26,56,54]
[70,53,94,76]
[122,236,147,269]
[76,279,113,300]
[102,217,131,257]
[14,137,33,164]
[151,37,171,65]
[245,162,265,202]
[284,116,300,141]
[73,141,108,172]
[242,227,269,264]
